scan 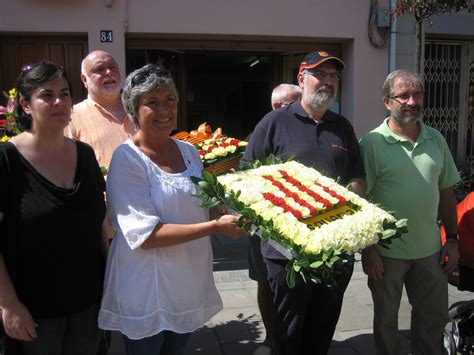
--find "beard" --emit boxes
[391,105,423,125]
[86,77,121,99]
[302,86,335,111]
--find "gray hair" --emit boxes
[121,64,179,127]
[382,70,424,98]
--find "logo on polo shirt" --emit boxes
[331,143,348,152]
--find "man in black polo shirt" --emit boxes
[242,51,366,355]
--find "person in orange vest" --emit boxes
[441,192,474,291]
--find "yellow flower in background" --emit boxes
[1,88,20,136]
[8,89,17,99]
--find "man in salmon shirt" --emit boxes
[67,50,135,168]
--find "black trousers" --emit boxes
[265,258,354,355]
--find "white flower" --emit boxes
[212,147,227,157]
[204,152,216,160]
[224,145,237,154]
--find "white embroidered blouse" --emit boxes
[98,139,222,340]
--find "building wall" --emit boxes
[1,0,391,137]
[393,9,474,72]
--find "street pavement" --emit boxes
[107,235,473,355]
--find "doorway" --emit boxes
[126,49,275,139]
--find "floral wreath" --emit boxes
[192,155,407,288]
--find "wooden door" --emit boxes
[0,35,88,104]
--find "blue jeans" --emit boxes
[21,304,100,355]
[123,331,190,355]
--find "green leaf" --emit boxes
[381,229,396,239]
[195,192,209,200]
[190,175,202,185]
[300,270,307,284]
[198,181,209,190]
[295,258,310,268]
[395,218,408,228]
[216,183,225,197]
[309,274,321,284]
[286,268,296,289]
[206,199,222,208]
[202,172,214,185]
[310,260,324,269]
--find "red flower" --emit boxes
[278,170,333,209]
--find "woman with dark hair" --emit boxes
[0,61,106,354]
[98,64,247,355]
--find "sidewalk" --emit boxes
[108,235,473,355]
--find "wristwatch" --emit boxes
[446,233,459,241]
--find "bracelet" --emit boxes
[446,233,459,241]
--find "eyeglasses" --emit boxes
[131,67,170,87]
[389,91,423,104]
[303,70,341,81]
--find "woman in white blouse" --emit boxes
[98,64,247,355]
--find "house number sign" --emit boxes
[100,30,113,43]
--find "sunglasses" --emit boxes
[131,67,170,87]
[21,61,64,74]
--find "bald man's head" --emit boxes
[271,84,302,110]
[81,50,122,102]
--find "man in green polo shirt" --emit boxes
[360,70,460,355]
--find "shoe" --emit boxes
[253,345,272,355]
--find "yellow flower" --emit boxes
[8,89,17,99]
[1,135,11,142]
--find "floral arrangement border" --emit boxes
[192,155,407,288]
